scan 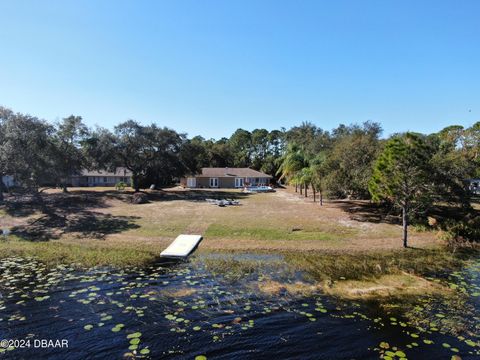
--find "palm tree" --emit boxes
[298,167,313,198]
[276,143,307,192]
[310,153,327,205]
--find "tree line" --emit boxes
[0,106,479,245]
[277,122,479,246]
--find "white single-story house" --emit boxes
[70,168,132,187]
[182,167,272,188]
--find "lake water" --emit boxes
[0,255,479,359]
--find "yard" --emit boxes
[0,186,441,267]
[106,186,440,251]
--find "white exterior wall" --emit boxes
[87,176,128,186]
[1,176,15,188]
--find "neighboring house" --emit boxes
[1,175,16,189]
[183,168,272,188]
[70,167,132,187]
[467,178,480,195]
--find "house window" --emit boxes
[235,178,244,188]
[209,178,218,188]
[187,178,196,188]
[104,177,108,183]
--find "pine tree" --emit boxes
[369,133,434,247]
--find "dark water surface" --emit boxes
[0,256,479,359]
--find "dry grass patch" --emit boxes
[284,248,468,281]
[164,287,197,298]
[323,273,451,300]
[257,279,320,297]
[0,235,161,268]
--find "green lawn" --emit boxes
[204,223,355,242]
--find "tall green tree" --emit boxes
[205,138,234,167]
[324,121,382,198]
[0,107,14,202]
[369,133,434,247]
[276,143,307,192]
[0,108,54,193]
[113,120,156,192]
[251,128,269,170]
[141,127,186,186]
[298,167,313,197]
[114,121,184,192]
[464,122,480,176]
[309,153,327,205]
[52,115,89,192]
[179,136,210,174]
[82,127,119,172]
[229,129,252,167]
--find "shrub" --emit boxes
[439,214,480,244]
[115,181,127,190]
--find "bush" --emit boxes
[439,214,480,244]
[115,181,127,190]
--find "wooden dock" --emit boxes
[160,234,203,258]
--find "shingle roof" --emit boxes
[196,168,272,178]
[73,167,133,177]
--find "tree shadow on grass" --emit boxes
[3,192,139,241]
[334,199,480,230]
[146,189,253,202]
[55,188,253,204]
[4,191,111,218]
[12,211,140,241]
[3,188,253,241]
[332,199,401,225]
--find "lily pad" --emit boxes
[127,332,142,339]
[129,338,140,345]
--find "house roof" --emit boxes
[196,167,272,178]
[73,167,133,177]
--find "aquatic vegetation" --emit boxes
[322,273,451,300]
[0,255,479,359]
[284,248,478,281]
[256,279,320,297]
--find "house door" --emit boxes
[235,178,244,188]
[209,178,218,188]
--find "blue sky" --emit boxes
[1,0,479,139]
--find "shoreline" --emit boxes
[1,234,477,302]
[0,187,478,302]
